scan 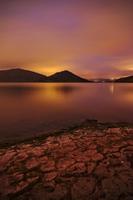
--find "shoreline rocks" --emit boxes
[0,122,133,200]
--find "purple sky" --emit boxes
[0,0,133,78]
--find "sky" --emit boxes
[0,0,133,78]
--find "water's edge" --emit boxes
[1,119,133,149]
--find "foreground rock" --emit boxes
[0,123,133,200]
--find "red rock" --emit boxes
[26,158,39,170]
[57,158,75,171]
[44,184,67,200]
[15,177,38,194]
[40,160,55,172]
[108,157,122,166]
[89,143,97,150]
[72,149,96,162]
[65,162,86,175]
[42,180,55,192]
[39,156,48,164]
[0,151,16,171]
[127,140,133,146]
[126,128,133,134]
[87,162,96,174]
[20,144,32,149]
[17,151,28,161]
[106,128,121,134]
[30,147,44,157]
[12,172,23,181]
[91,152,104,162]
[44,171,57,182]
[59,135,72,144]
[102,177,128,199]
[94,163,114,178]
[4,176,38,196]
[72,177,96,200]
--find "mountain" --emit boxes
[0,68,89,82]
[0,68,47,82]
[115,75,133,83]
[48,70,89,82]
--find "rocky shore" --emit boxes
[0,121,133,200]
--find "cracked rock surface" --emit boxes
[0,124,133,200]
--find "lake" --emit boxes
[0,83,133,144]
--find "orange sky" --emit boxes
[0,0,133,78]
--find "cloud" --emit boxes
[0,0,133,78]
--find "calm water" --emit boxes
[0,83,133,144]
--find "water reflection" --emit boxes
[54,85,81,94]
[0,83,132,144]
[0,85,41,96]
[109,84,115,94]
[0,84,81,96]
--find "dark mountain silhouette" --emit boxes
[0,68,89,82]
[0,68,48,82]
[48,70,89,82]
[115,75,133,83]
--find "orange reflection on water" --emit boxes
[0,83,132,144]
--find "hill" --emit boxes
[115,75,133,83]
[48,70,89,82]
[0,68,47,82]
[0,68,90,82]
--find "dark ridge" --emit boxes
[48,70,90,82]
[0,68,48,82]
[115,75,133,83]
[0,68,90,82]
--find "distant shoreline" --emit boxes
[0,81,133,83]
[0,68,132,83]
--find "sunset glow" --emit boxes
[0,0,133,78]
